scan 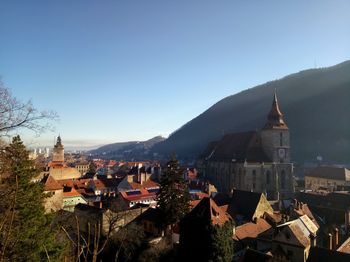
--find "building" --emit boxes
[200,92,294,200]
[305,166,350,191]
[213,190,274,224]
[272,215,318,262]
[48,136,81,180]
[52,135,64,164]
[179,197,233,261]
[43,175,64,213]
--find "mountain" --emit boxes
[89,136,165,160]
[153,60,350,163]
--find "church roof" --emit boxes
[263,91,288,130]
[203,131,271,163]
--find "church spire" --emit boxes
[263,90,288,129]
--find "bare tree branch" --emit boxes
[0,81,58,138]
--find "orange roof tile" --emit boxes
[189,197,231,226]
[234,218,272,241]
[63,187,82,198]
[44,176,63,191]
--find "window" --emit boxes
[266,170,271,184]
[252,170,256,190]
[281,170,286,189]
[280,132,283,146]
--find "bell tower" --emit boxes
[52,135,64,163]
[261,90,290,163]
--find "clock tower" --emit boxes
[261,91,290,163]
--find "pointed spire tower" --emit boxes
[52,135,64,164]
[261,90,290,163]
[263,90,288,130]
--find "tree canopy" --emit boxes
[156,156,190,228]
[0,136,64,261]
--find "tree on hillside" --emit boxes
[0,81,57,137]
[156,155,190,229]
[0,136,65,261]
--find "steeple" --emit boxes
[55,135,63,148]
[263,90,288,129]
[53,135,64,163]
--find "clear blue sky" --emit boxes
[0,1,349,148]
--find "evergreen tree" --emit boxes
[156,156,190,228]
[0,136,64,261]
[209,221,234,262]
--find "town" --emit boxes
[2,92,346,261]
[1,1,349,262]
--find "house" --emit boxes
[63,187,88,212]
[43,175,64,213]
[179,197,233,261]
[214,190,274,224]
[233,218,272,260]
[272,215,318,262]
[118,174,159,208]
[238,248,273,262]
[120,188,158,208]
[305,166,350,191]
[136,207,163,237]
[87,177,121,196]
[296,191,350,232]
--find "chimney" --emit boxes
[327,233,333,250]
[333,228,339,250]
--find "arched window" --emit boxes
[266,170,271,184]
[280,132,283,146]
[281,170,286,189]
[252,170,256,190]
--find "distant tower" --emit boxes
[261,90,290,163]
[52,135,64,163]
[261,90,293,200]
[45,147,50,158]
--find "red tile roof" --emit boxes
[44,176,63,191]
[63,187,82,198]
[234,218,272,241]
[120,188,157,202]
[188,197,232,226]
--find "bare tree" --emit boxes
[0,80,58,137]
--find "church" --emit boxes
[200,92,294,200]
[48,135,82,180]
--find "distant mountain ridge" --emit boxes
[89,136,165,159]
[152,60,350,163]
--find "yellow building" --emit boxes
[305,166,350,191]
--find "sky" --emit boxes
[0,1,349,149]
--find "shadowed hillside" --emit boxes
[153,60,350,163]
[90,136,165,160]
